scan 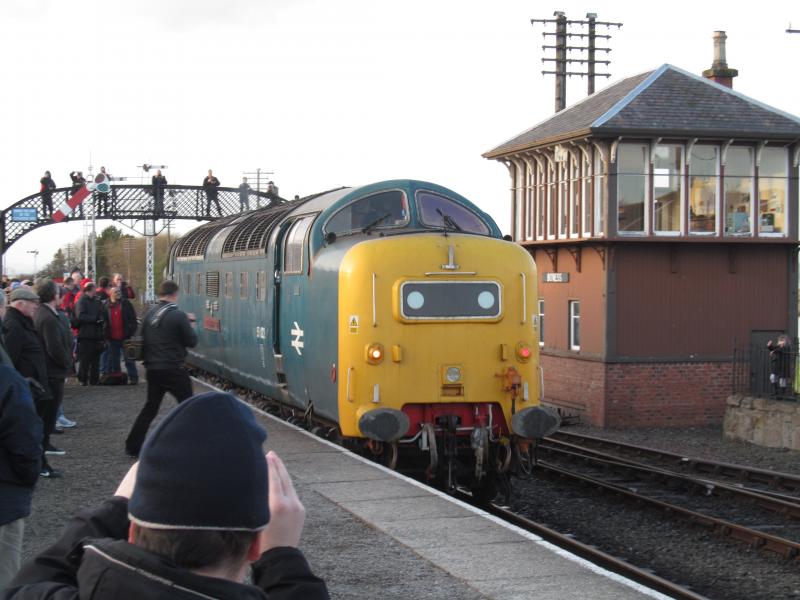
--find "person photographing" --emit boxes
[5,391,329,598]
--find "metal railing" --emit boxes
[1,184,281,253]
[732,344,799,402]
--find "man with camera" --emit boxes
[112,272,135,300]
[125,280,197,457]
[73,282,106,387]
[5,392,329,599]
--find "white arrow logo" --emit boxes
[291,321,304,356]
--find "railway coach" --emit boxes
[168,179,559,498]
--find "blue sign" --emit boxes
[11,208,38,222]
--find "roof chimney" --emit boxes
[702,31,738,88]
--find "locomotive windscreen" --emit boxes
[399,281,501,320]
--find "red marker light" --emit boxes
[516,343,533,362]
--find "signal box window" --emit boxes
[240,272,249,300]
[284,215,315,274]
[417,191,491,235]
[569,300,580,351]
[538,299,545,347]
[325,190,408,236]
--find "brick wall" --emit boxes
[541,354,606,426]
[541,354,731,427]
[605,361,731,427]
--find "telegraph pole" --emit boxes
[532,11,622,112]
[243,168,274,208]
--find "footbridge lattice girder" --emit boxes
[0,184,280,255]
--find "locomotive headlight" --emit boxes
[365,343,384,365]
[516,342,533,363]
[444,366,462,383]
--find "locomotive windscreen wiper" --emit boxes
[362,212,392,235]
[436,208,461,232]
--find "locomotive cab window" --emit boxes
[324,190,408,236]
[283,215,315,274]
[416,191,490,235]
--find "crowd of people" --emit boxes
[0,272,328,597]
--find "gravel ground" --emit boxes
[508,423,800,600]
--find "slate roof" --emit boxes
[484,64,800,158]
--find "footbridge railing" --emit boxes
[1,185,281,253]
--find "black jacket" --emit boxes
[73,294,106,340]
[33,305,73,380]
[4,497,329,600]
[142,301,198,370]
[3,307,49,393]
[0,365,42,527]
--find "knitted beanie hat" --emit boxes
[128,392,269,530]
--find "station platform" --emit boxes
[21,376,666,600]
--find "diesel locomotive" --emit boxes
[168,179,559,498]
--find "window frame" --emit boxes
[568,300,580,352]
[652,143,684,236]
[323,189,409,237]
[616,142,649,236]
[723,145,755,237]
[416,190,491,236]
[283,214,316,275]
[688,144,720,236]
[757,147,789,238]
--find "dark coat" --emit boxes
[2,307,49,393]
[33,305,73,380]
[142,301,198,370]
[0,365,42,527]
[4,497,329,600]
[73,294,106,340]
[104,298,138,341]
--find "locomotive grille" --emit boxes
[400,280,502,320]
[175,222,232,261]
[221,209,290,257]
[205,271,220,297]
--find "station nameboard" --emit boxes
[11,208,38,222]
[543,272,569,283]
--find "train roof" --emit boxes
[172,180,499,261]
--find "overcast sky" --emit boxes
[2,0,798,274]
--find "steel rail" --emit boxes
[538,439,800,520]
[549,430,800,493]
[452,491,708,600]
[536,460,800,560]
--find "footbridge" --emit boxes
[1,184,282,300]
[1,184,281,253]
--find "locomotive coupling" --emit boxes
[358,407,410,442]
[511,406,561,440]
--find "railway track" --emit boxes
[452,490,708,600]
[549,430,800,495]
[536,434,800,560]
